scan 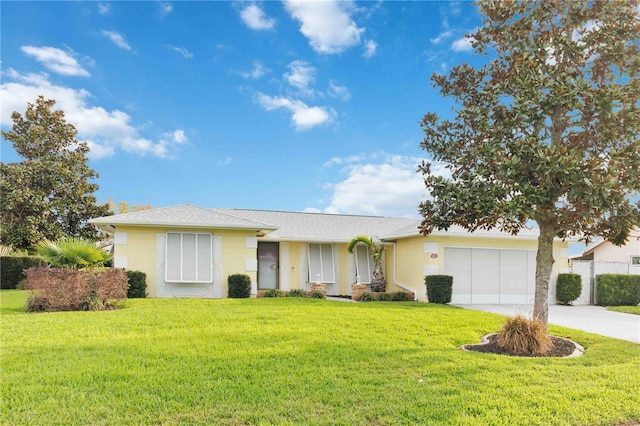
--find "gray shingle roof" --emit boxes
[213,208,419,243]
[89,204,542,242]
[89,204,277,231]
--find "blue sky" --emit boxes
[1,0,489,219]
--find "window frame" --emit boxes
[308,243,335,283]
[354,244,373,284]
[165,232,213,283]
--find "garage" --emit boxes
[444,247,538,304]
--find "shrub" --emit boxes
[126,270,147,298]
[0,256,44,289]
[377,292,393,301]
[497,315,551,356]
[596,274,640,306]
[391,291,414,301]
[359,292,374,302]
[36,238,111,269]
[22,267,127,312]
[556,273,582,305]
[228,274,251,298]
[310,290,326,299]
[286,289,307,298]
[262,288,284,298]
[425,275,453,304]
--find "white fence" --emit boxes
[571,260,634,305]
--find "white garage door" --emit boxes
[444,248,537,304]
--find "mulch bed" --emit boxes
[462,333,582,358]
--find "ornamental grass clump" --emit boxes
[497,315,551,356]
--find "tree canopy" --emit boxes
[1,96,111,249]
[419,1,640,325]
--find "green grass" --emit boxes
[607,305,640,315]
[1,290,639,425]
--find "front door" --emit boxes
[258,242,279,289]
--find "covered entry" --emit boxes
[444,247,537,304]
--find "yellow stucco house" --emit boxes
[89,204,571,303]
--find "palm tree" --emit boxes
[36,237,111,269]
[347,235,386,292]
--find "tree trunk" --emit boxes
[533,223,556,328]
[371,262,386,293]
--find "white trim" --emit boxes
[114,256,128,268]
[279,242,291,291]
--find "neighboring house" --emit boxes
[573,228,640,265]
[89,204,571,304]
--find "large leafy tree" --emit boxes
[419,1,640,326]
[1,96,111,250]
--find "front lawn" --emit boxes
[607,305,640,315]
[1,290,639,425]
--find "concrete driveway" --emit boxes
[455,304,640,344]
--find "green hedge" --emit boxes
[126,270,147,298]
[228,274,252,298]
[425,275,453,304]
[358,291,414,302]
[0,256,44,289]
[596,274,640,306]
[556,273,582,305]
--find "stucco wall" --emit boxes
[112,226,257,298]
[393,235,570,302]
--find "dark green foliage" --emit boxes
[357,292,413,302]
[359,292,374,302]
[556,273,582,305]
[0,256,44,289]
[262,288,284,298]
[1,97,111,249]
[377,292,393,301]
[310,290,325,299]
[391,291,414,301]
[597,274,640,306]
[425,275,453,304]
[286,289,307,298]
[228,274,251,298]
[126,270,147,298]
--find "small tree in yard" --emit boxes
[419,1,640,328]
[347,235,386,292]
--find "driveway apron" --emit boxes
[455,304,640,344]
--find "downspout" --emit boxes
[389,242,419,301]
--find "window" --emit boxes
[632,256,640,266]
[308,243,335,283]
[165,232,212,283]
[355,245,373,284]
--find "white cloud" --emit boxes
[171,129,188,144]
[320,155,428,217]
[284,60,316,95]
[283,0,364,54]
[0,69,185,159]
[21,46,90,77]
[254,92,334,131]
[363,39,377,58]
[98,3,111,15]
[451,36,474,52]
[327,80,350,101]
[241,60,270,79]
[430,30,453,44]
[168,45,193,58]
[239,3,275,31]
[159,2,173,17]
[101,30,132,51]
